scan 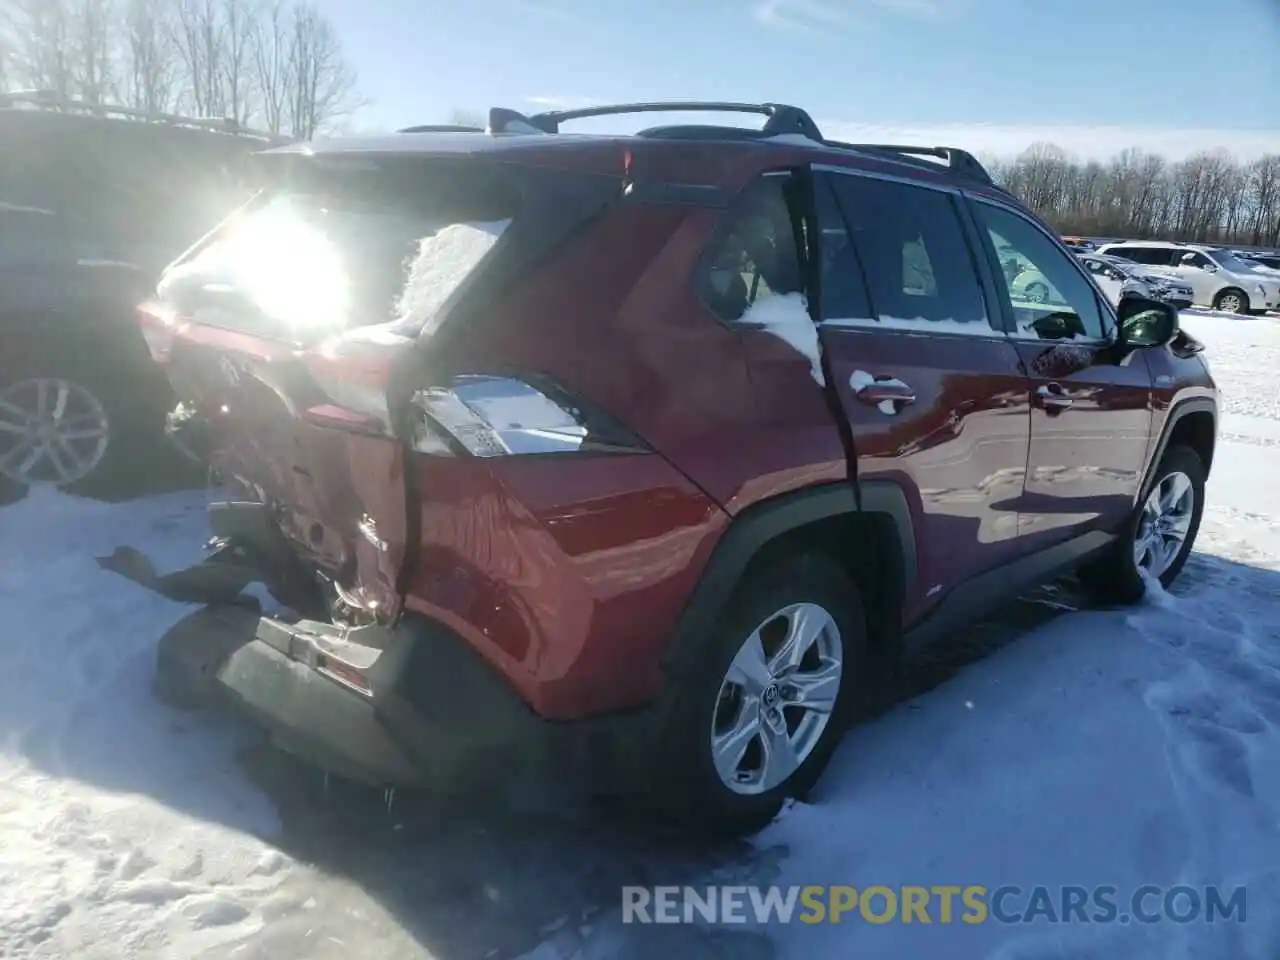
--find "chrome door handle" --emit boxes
[854,380,916,406]
[1034,384,1073,409]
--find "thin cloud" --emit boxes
[752,0,858,35]
[753,0,964,33]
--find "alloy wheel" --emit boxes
[1025,282,1050,303]
[1133,470,1195,578]
[0,378,111,486]
[710,602,843,796]
[1216,292,1243,314]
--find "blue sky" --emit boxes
[315,0,1279,160]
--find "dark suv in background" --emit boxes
[0,93,284,500]
[120,101,1218,836]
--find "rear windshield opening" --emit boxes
[158,160,522,342]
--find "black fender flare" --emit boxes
[661,479,918,672]
[1138,397,1217,502]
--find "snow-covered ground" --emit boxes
[3,309,1280,959]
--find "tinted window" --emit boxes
[828,175,991,332]
[813,175,873,321]
[973,201,1107,341]
[1180,250,1213,269]
[1118,247,1171,266]
[697,175,804,323]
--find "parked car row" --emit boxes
[1095,241,1280,315]
[67,99,1217,836]
[1240,250,1280,273]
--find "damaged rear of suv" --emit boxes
[120,100,1216,836]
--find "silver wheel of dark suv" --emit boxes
[0,376,112,487]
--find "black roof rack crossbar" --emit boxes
[398,124,484,133]
[826,141,993,185]
[489,100,825,140]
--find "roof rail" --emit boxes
[489,100,826,141]
[398,124,484,133]
[483,100,996,187]
[825,141,994,185]
[0,89,287,143]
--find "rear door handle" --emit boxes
[854,378,916,406]
[1034,384,1073,410]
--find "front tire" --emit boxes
[646,554,867,836]
[1213,288,1250,314]
[1025,281,1050,303]
[1080,445,1206,604]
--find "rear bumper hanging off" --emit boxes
[105,498,656,794]
[153,600,647,793]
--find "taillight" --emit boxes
[301,337,402,436]
[410,375,648,457]
[137,301,179,363]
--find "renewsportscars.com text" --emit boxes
[621,884,1248,926]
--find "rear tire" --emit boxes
[643,553,867,837]
[1079,445,1206,604]
[0,351,170,502]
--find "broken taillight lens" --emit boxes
[410,375,646,458]
[300,337,405,436]
[137,301,180,363]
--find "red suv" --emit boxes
[127,101,1217,835]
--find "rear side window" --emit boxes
[696,175,805,323]
[158,160,520,341]
[824,174,993,334]
[1115,246,1170,266]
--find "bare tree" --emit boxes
[68,0,118,104]
[250,0,292,133]
[219,0,256,123]
[4,0,362,139]
[4,0,77,98]
[992,143,1280,247]
[285,1,359,138]
[1246,156,1280,246]
[122,0,180,112]
[172,0,226,116]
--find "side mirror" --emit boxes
[1116,297,1179,349]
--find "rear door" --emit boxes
[812,168,1031,617]
[150,156,527,621]
[967,197,1153,548]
